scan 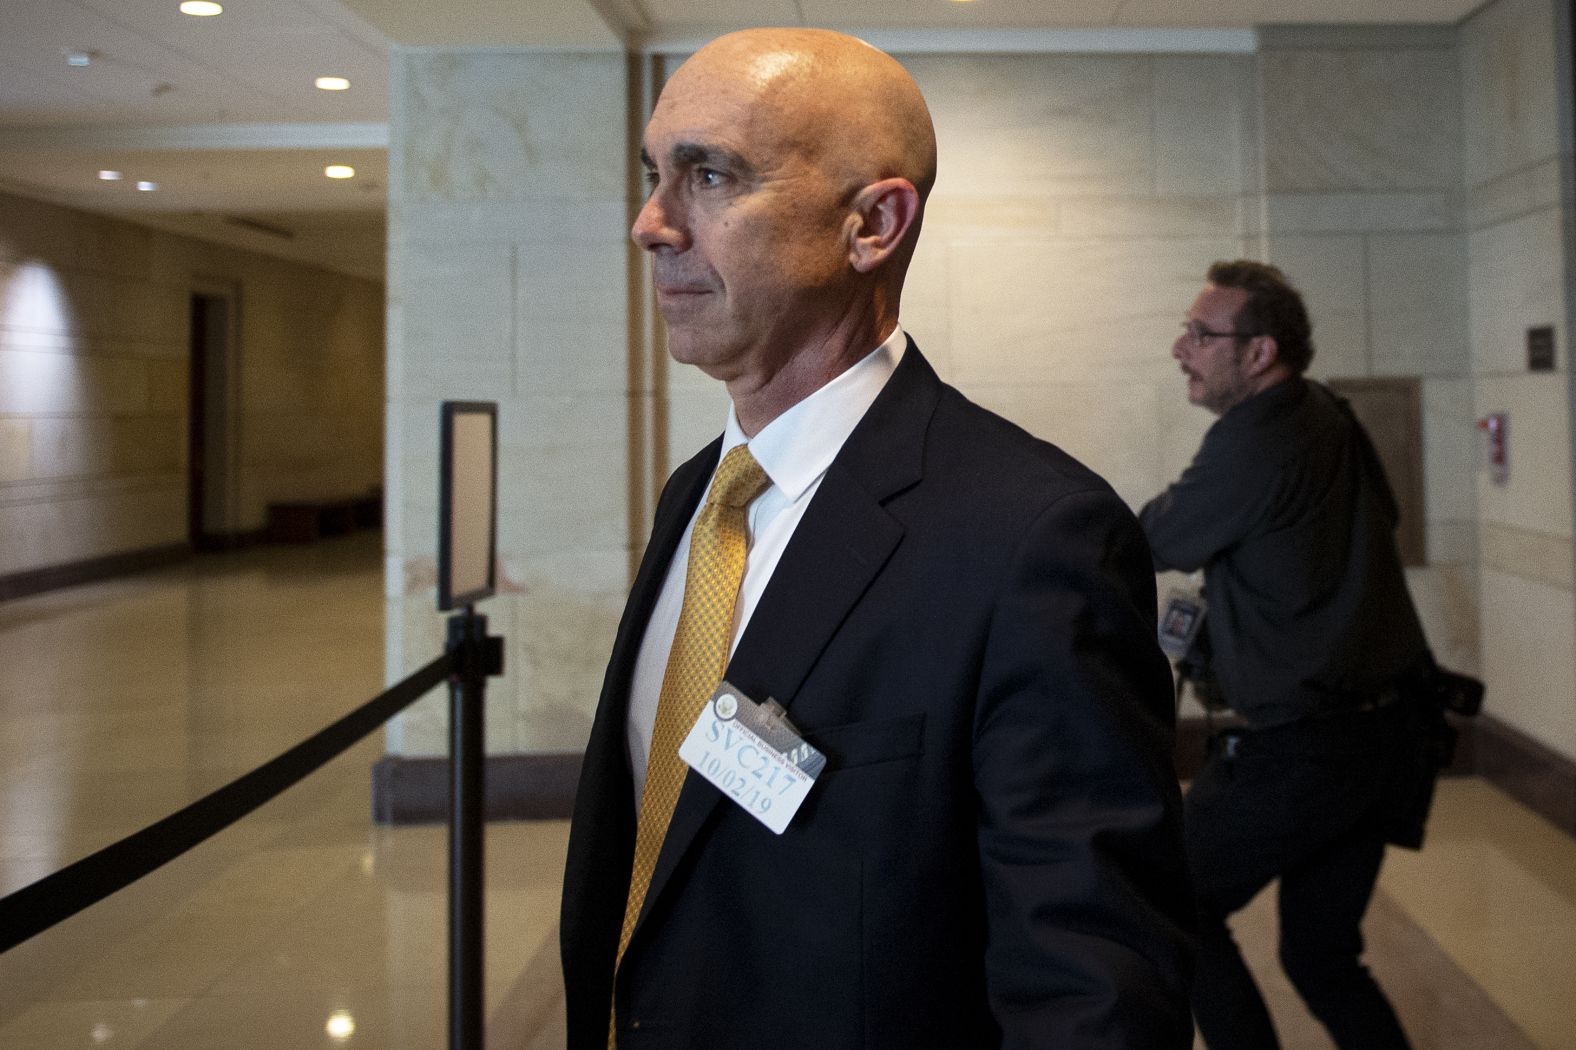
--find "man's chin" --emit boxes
[664,329,726,371]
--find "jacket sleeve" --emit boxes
[1138,421,1268,574]
[974,487,1195,1048]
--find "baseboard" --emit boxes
[1473,714,1576,837]
[194,529,268,553]
[0,543,192,601]
[371,752,583,824]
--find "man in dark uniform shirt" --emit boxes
[1140,261,1429,1050]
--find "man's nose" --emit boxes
[631,188,686,252]
[1171,334,1189,361]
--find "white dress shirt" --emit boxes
[625,327,907,805]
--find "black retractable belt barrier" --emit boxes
[0,652,453,955]
[6,399,505,1050]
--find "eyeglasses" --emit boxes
[1179,322,1258,348]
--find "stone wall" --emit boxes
[0,190,384,577]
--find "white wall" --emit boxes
[386,13,1576,763]
[0,190,384,578]
[1461,0,1576,761]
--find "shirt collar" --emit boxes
[720,326,907,502]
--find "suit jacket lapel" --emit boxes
[597,436,722,744]
[636,342,939,925]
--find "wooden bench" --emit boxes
[266,489,382,543]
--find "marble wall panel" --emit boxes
[240,355,319,416]
[386,48,636,764]
[517,238,634,396]
[975,380,1162,511]
[947,235,1242,389]
[483,598,524,754]
[0,351,151,417]
[898,235,952,381]
[0,483,185,575]
[1368,234,1471,377]
[111,415,184,475]
[1405,562,1481,674]
[385,591,531,755]
[664,385,732,473]
[0,260,79,342]
[397,50,628,205]
[920,198,1061,239]
[903,53,1155,199]
[1264,235,1370,379]
[503,446,628,558]
[1422,378,1479,526]
[1460,0,1563,189]
[1466,156,1570,230]
[0,420,29,484]
[515,550,630,752]
[1428,520,1479,566]
[389,399,443,562]
[1474,374,1574,540]
[388,199,632,251]
[1,191,385,572]
[0,193,157,282]
[1259,192,1459,235]
[26,418,114,480]
[387,595,452,757]
[1480,522,1576,589]
[17,269,184,351]
[395,241,516,391]
[1467,207,1565,375]
[1260,48,1461,193]
[1152,55,1257,198]
[1155,385,1217,488]
[1480,568,1576,762]
[1058,197,1241,239]
[145,359,188,415]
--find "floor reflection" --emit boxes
[0,535,1572,1048]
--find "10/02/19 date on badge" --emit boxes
[678,683,827,835]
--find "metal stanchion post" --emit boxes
[447,608,503,1050]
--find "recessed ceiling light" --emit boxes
[64,49,98,67]
[136,181,158,192]
[98,170,123,181]
[315,76,351,92]
[324,165,355,180]
[179,1,223,15]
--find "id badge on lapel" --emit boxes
[677,681,826,834]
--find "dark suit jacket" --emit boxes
[561,344,1193,1049]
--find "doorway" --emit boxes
[187,287,239,550]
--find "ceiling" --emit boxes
[0,0,1486,281]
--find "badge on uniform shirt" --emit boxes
[677,681,826,835]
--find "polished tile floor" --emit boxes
[1,534,1573,1048]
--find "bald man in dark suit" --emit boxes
[560,28,1193,1050]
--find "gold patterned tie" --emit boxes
[609,444,771,1043]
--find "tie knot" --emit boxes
[708,444,771,509]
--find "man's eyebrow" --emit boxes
[661,141,756,179]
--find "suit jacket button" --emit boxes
[630,1020,642,1030]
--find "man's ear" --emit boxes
[1244,335,1281,377]
[846,178,921,273]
